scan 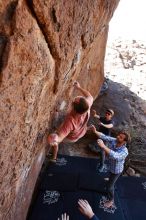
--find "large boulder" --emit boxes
[0,0,119,219]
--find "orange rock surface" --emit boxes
[0,1,119,219]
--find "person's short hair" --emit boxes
[106,109,114,116]
[118,130,131,143]
[73,97,89,114]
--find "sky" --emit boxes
[108,0,146,41]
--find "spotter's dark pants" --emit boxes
[107,172,121,201]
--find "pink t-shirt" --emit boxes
[57,95,93,142]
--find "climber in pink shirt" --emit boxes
[48,81,93,162]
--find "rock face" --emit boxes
[0,1,119,219]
